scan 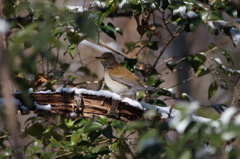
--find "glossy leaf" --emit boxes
[166,61,177,71]
[195,66,210,78]
[188,53,206,72]
[102,124,114,138]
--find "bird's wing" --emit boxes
[108,65,148,89]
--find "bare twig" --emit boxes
[85,38,130,58]
[153,30,181,68]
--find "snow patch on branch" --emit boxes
[34,101,51,111]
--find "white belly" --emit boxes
[104,73,130,95]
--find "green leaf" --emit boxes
[188,53,206,72]
[123,58,137,71]
[195,66,210,78]
[166,61,177,71]
[208,81,218,99]
[66,44,77,59]
[100,22,122,40]
[98,116,108,125]
[156,0,170,10]
[222,50,233,64]
[84,122,103,133]
[25,123,45,138]
[147,41,158,50]
[60,63,70,71]
[100,22,116,40]
[146,75,163,87]
[207,11,221,21]
[49,137,65,149]
[225,6,238,18]
[71,131,80,146]
[149,99,166,106]
[64,118,75,128]
[75,13,98,40]
[102,124,114,138]
[88,130,102,142]
[98,146,111,155]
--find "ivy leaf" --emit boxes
[166,61,177,72]
[208,81,218,99]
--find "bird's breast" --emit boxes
[104,72,129,95]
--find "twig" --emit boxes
[85,38,130,58]
[153,30,181,68]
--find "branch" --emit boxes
[153,31,181,68]
[231,77,240,111]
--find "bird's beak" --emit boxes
[95,57,105,61]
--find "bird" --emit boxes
[96,52,157,96]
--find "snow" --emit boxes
[196,144,216,158]
[173,6,186,18]
[234,114,240,125]
[186,11,198,19]
[182,93,194,101]
[66,6,87,13]
[230,27,240,46]
[0,19,9,34]
[20,105,28,111]
[218,20,228,27]
[70,112,77,117]
[140,102,171,118]
[213,58,222,65]
[34,90,53,94]
[168,88,175,95]
[119,0,128,8]
[58,87,122,100]
[90,1,106,8]
[222,131,238,141]
[34,101,52,111]
[122,97,143,109]
[220,107,237,125]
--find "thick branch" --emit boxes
[13,91,144,121]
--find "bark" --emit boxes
[14,91,144,121]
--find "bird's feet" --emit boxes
[107,99,120,118]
